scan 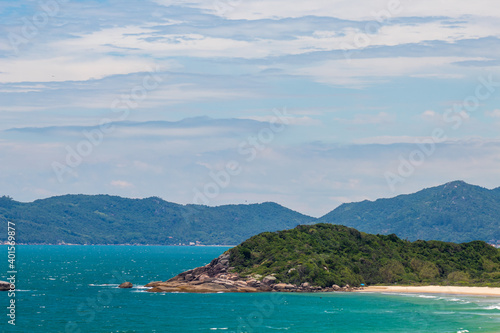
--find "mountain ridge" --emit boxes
[1,180,499,245]
[318,180,500,243]
[0,194,314,245]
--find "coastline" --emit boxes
[357,285,500,296]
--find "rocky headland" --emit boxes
[144,223,500,293]
[145,253,358,293]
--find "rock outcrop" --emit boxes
[0,281,11,291]
[145,253,364,293]
[119,282,133,288]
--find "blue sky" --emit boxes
[1,0,500,216]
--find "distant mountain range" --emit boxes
[318,181,500,244]
[1,180,499,245]
[0,195,313,245]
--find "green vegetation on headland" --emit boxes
[0,195,313,245]
[228,224,500,288]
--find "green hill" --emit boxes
[1,180,499,245]
[318,181,500,244]
[0,195,314,245]
[228,223,500,288]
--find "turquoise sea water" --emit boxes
[1,245,499,333]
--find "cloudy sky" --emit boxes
[1,0,500,216]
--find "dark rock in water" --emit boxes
[119,282,133,288]
[0,281,11,291]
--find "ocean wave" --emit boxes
[440,297,470,304]
[484,304,500,310]
[88,283,119,287]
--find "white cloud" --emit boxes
[421,110,436,118]
[154,0,500,21]
[24,17,499,65]
[0,56,156,83]
[485,109,500,118]
[292,56,486,87]
[353,135,445,145]
[110,180,134,188]
[420,110,441,123]
[369,19,500,47]
[335,112,395,125]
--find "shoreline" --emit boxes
[356,285,500,296]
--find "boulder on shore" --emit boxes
[262,275,277,285]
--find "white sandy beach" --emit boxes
[358,285,500,296]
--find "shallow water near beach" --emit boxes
[1,245,499,332]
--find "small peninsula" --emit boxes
[146,224,500,293]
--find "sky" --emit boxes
[1,0,500,217]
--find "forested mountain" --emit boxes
[318,181,500,243]
[0,195,314,245]
[1,181,498,245]
[229,224,500,287]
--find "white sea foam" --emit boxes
[484,304,500,310]
[89,283,119,287]
[441,297,470,304]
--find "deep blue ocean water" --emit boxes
[1,245,499,333]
